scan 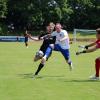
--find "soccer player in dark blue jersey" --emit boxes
[24,30,29,48]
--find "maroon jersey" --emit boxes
[96,40,100,48]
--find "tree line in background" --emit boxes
[0,0,100,35]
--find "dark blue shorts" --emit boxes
[25,37,28,42]
[54,44,70,60]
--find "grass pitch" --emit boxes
[0,41,100,100]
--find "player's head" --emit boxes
[49,22,55,32]
[46,26,52,34]
[55,23,62,33]
[96,28,100,39]
[25,30,28,34]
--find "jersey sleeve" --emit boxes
[63,30,69,38]
[51,31,56,36]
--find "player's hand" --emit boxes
[76,52,81,55]
[84,45,88,49]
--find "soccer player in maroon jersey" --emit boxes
[76,28,100,80]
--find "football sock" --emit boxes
[95,58,100,77]
[68,60,72,66]
[35,63,44,75]
[45,47,52,58]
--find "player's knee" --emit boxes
[41,57,46,64]
[41,59,46,65]
[49,44,54,49]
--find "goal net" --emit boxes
[73,29,96,42]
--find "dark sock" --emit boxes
[95,59,100,77]
[35,63,44,75]
[68,62,71,66]
[68,60,72,66]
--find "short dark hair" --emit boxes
[96,28,100,34]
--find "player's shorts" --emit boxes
[54,44,70,60]
[25,37,28,42]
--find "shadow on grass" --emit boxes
[18,73,100,82]
[18,73,34,79]
[18,73,65,79]
[63,79,100,83]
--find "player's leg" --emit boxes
[95,57,100,77]
[25,42,28,47]
[90,57,100,80]
[45,44,54,56]
[25,37,28,48]
[34,51,52,75]
[60,48,73,71]
[42,44,54,61]
[35,44,60,76]
[44,44,62,60]
[34,60,45,75]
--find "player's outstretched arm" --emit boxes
[31,37,39,41]
[26,34,39,41]
[84,42,96,49]
[59,32,68,42]
[76,46,97,55]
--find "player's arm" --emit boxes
[84,42,96,49]
[31,37,39,41]
[38,33,50,40]
[41,34,51,40]
[27,34,39,41]
[76,46,98,55]
[59,31,69,42]
[60,36,67,41]
[31,34,49,41]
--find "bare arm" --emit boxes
[83,42,96,49]
[27,34,39,41]
[85,46,97,53]
[76,46,98,55]
[60,36,67,42]
[86,42,96,47]
[31,37,39,41]
[59,32,69,42]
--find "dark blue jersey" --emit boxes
[24,33,28,42]
[25,37,28,42]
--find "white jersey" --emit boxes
[51,29,70,49]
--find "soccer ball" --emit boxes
[34,50,44,62]
[36,50,44,58]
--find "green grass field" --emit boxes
[0,41,100,100]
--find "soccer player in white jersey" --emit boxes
[42,23,73,71]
